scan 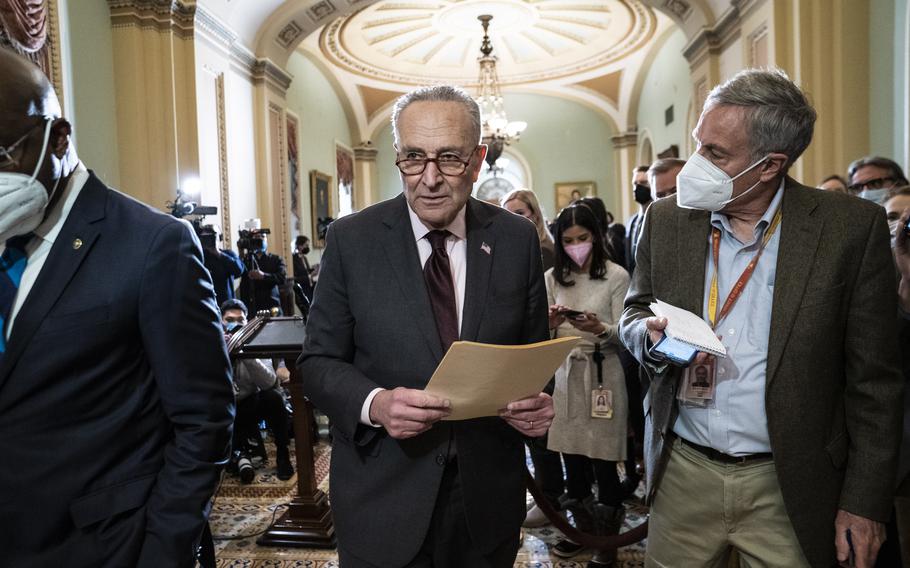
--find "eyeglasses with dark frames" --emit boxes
[395,148,478,176]
[847,176,896,193]
[0,118,51,169]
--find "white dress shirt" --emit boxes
[359,202,468,426]
[4,163,89,340]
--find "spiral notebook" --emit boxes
[649,299,727,358]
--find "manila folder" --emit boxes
[424,336,580,421]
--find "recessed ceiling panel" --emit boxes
[320,0,657,86]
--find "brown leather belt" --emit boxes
[679,436,773,465]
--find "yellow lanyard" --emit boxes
[707,207,782,329]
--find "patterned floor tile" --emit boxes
[212,440,649,567]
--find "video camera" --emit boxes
[236,219,271,260]
[167,189,219,250]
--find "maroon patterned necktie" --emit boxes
[423,230,459,351]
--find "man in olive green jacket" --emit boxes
[620,69,902,568]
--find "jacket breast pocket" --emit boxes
[36,304,112,336]
[70,473,157,529]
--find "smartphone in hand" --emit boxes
[557,308,585,319]
[651,335,699,366]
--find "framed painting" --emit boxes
[555,181,596,211]
[310,170,334,248]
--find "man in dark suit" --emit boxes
[620,69,902,568]
[292,234,315,300]
[238,232,286,314]
[624,165,651,274]
[299,85,553,567]
[203,231,245,306]
[0,49,234,566]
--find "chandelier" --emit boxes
[475,15,526,171]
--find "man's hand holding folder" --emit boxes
[369,388,452,440]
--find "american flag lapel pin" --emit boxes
[481,242,491,255]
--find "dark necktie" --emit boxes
[0,234,32,355]
[423,230,459,352]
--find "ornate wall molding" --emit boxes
[215,73,232,248]
[46,0,63,104]
[682,3,741,65]
[251,58,293,93]
[354,141,379,162]
[188,4,294,95]
[276,20,304,49]
[108,0,195,39]
[611,130,639,149]
[662,0,692,21]
[269,102,290,258]
[194,3,235,48]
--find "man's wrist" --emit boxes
[643,334,670,373]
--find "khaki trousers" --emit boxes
[646,438,810,568]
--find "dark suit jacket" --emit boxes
[292,251,314,300]
[239,251,286,313]
[204,247,245,307]
[619,179,903,567]
[299,195,549,566]
[625,211,644,273]
[0,173,235,567]
[898,314,910,491]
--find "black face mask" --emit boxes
[299,246,310,255]
[633,183,651,204]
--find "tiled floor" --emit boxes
[210,441,648,567]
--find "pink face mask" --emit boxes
[564,242,593,268]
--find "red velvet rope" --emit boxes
[0,0,46,53]
[524,467,649,550]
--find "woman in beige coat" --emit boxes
[545,202,631,567]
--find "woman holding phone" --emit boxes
[546,202,631,567]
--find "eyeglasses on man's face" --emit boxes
[847,176,897,193]
[395,148,477,176]
[0,118,52,170]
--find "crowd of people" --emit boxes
[1,41,908,568]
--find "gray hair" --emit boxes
[703,68,816,166]
[647,158,686,177]
[847,156,908,184]
[390,85,482,146]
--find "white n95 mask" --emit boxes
[676,152,770,211]
[0,118,55,242]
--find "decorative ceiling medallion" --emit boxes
[320,0,656,86]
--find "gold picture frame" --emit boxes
[309,170,334,248]
[555,181,597,211]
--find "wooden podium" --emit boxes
[228,316,336,548]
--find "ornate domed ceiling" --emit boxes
[319,0,657,86]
